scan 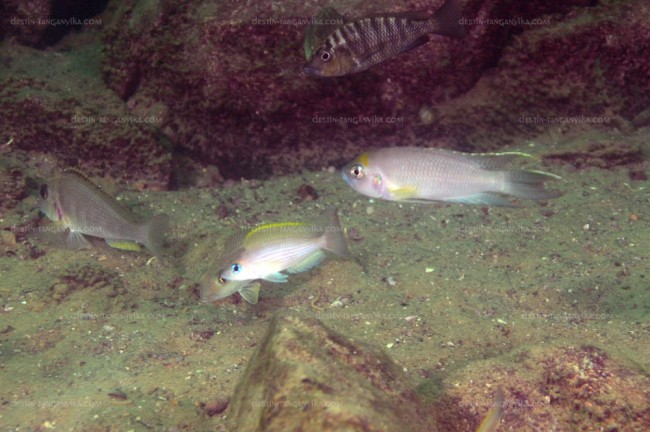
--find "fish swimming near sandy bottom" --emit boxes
[219,207,350,283]
[303,0,464,77]
[341,147,562,206]
[199,267,261,305]
[38,169,169,256]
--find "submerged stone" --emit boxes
[227,313,437,432]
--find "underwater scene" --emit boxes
[0,0,649,430]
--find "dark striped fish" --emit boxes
[303,0,464,77]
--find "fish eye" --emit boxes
[39,184,49,199]
[350,164,365,179]
[320,50,332,62]
[230,263,242,274]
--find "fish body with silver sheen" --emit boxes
[219,207,350,283]
[39,170,169,256]
[341,147,561,206]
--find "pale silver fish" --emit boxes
[341,147,561,206]
[39,169,169,255]
[219,207,350,283]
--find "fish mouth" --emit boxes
[303,65,322,76]
[340,167,352,186]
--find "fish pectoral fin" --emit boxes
[388,185,419,200]
[106,239,143,251]
[65,230,92,250]
[287,250,326,274]
[239,282,261,305]
[445,193,517,207]
[263,272,289,283]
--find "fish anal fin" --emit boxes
[400,35,430,55]
[287,250,326,274]
[445,193,517,207]
[263,272,288,283]
[106,239,143,251]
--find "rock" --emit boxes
[0,44,172,188]
[430,345,650,431]
[227,313,437,432]
[1,0,107,48]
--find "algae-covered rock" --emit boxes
[432,345,650,431]
[227,313,437,432]
[0,44,172,188]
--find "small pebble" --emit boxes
[216,205,230,219]
[386,276,396,286]
[347,227,363,242]
[0,230,17,247]
[297,184,318,201]
[204,398,229,416]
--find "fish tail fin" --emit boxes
[503,170,563,201]
[320,207,351,258]
[432,0,465,39]
[140,213,170,257]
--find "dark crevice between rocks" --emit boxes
[35,0,110,48]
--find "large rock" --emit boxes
[227,313,437,432]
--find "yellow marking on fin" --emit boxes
[357,152,369,167]
[388,185,418,200]
[107,240,143,251]
[245,222,307,239]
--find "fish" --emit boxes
[476,386,505,432]
[219,207,350,283]
[341,147,562,206]
[38,169,169,256]
[304,7,347,61]
[199,246,262,304]
[303,0,465,77]
[199,268,262,305]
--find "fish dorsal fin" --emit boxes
[471,151,535,171]
[243,222,316,247]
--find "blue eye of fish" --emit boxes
[350,164,365,179]
[40,184,49,199]
[231,263,242,274]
